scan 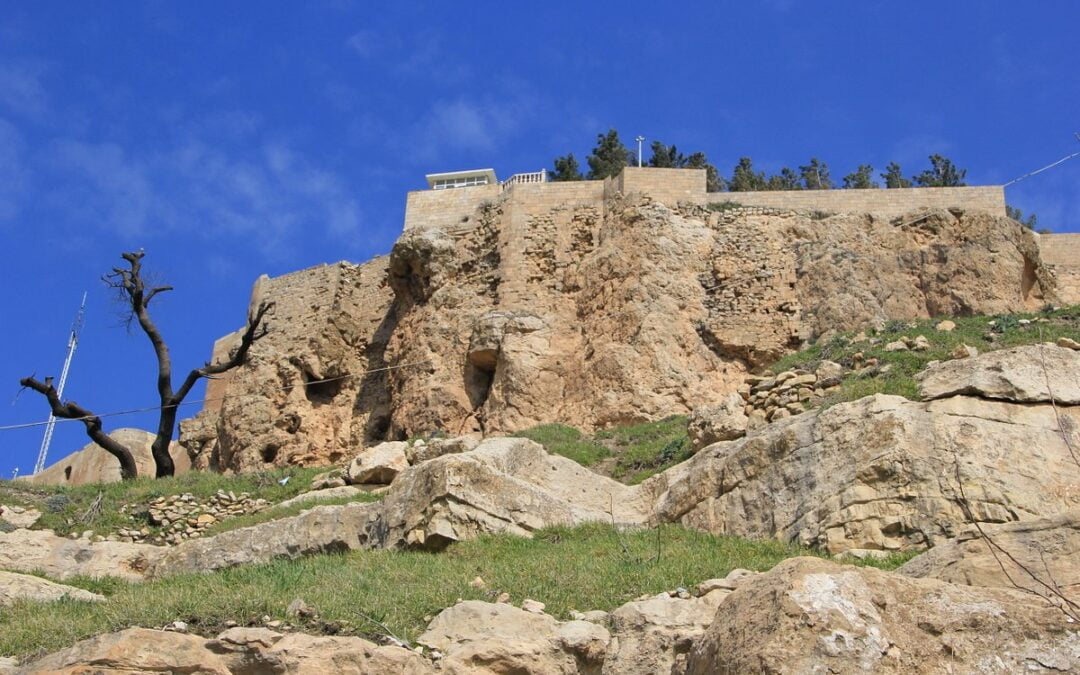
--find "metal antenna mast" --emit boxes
[33,292,87,475]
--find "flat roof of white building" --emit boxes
[425,168,498,190]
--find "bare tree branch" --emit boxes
[18,376,138,480]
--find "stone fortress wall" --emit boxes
[1040,233,1080,304]
[404,166,1009,235]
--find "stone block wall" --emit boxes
[617,167,707,204]
[1040,233,1080,304]
[694,185,1006,218]
[403,183,502,232]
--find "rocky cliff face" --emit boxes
[183,190,1056,472]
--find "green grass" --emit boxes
[200,492,382,537]
[769,305,1080,408]
[0,467,328,538]
[513,416,691,484]
[0,523,913,660]
[596,416,691,483]
[512,424,610,466]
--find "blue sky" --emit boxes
[1,1,1078,478]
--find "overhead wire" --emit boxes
[0,360,432,432]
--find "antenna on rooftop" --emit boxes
[635,136,645,168]
[32,292,87,476]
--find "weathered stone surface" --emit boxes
[16,627,233,674]
[918,342,1080,404]
[0,570,103,606]
[687,392,748,450]
[346,441,409,485]
[603,588,731,675]
[899,510,1080,603]
[187,194,1054,470]
[150,501,377,577]
[418,600,608,674]
[0,505,40,529]
[686,557,1080,674]
[274,485,365,510]
[360,437,649,551]
[404,436,479,465]
[180,259,395,473]
[20,428,189,486]
[0,529,161,581]
[646,393,1080,553]
[16,626,430,674]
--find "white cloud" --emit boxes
[47,133,362,257]
[410,93,531,164]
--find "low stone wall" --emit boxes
[1040,233,1080,304]
[403,183,502,232]
[695,185,1006,219]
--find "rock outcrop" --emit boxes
[899,510,1080,603]
[918,342,1080,404]
[21,428,189,486]
[648,393,1080,553]
[184,193,1055,471]
[0,570,103,606]
[686,557,1080,674]
[0,529,160,582]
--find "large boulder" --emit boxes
[899,510,1080,604]
[346,441,409,485]
[418,601,608,674]
[0,529,161,582]
[646,393,1080,553]
[687,557,1080,674]
[360,437,650,551]
[918,342,1080,404]
[0,570,103,606]
[687,392,749,451]
[0,505,40,529]
[603,583,736,675]
[15,626,430,674]
[21,428,189,486]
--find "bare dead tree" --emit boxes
[21,250,273,479]
[18,376,140,479]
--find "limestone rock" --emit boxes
[899,510,1080,603]
[646,393,1080,553]
[274,485,365,510]
[687,392,749,450]
[813,360,845,387]
[188,198,1054,470]
[0,570,104,606]
[935,319,956,332]
[1060,336,1080,351]
[0,505,40,529]
[951,342,979,359]
[603,586,731,675]
[418,600,608,674]
[17,627,233,674]
[20,428,189,486]
[346,441,409,485]
[918,342,1080,404]
[404,436,479,465]
[0,529,161,581]
[18,626,431,674]
[686,557,1080,674]
[151,501,377,577]
[360,437,649,551]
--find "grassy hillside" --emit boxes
[0,523,914,659]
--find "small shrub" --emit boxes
[706,200,743,212]
[44,494,71,513]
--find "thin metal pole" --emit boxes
[635,136,645,167]
[33,292,87,475]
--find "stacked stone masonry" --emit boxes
[1040,233,1080,305]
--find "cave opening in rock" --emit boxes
[303,369,343,405]
[465,359,496,411]
[260,444,279,463]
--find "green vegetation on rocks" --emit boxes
[0,523,914,660]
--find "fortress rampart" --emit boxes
[404,167,1007,234]
[1040,233,1080,304]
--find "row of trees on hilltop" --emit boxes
[549,129,969,192]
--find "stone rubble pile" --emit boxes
[741,360,845,427]
[113,491,269,546]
